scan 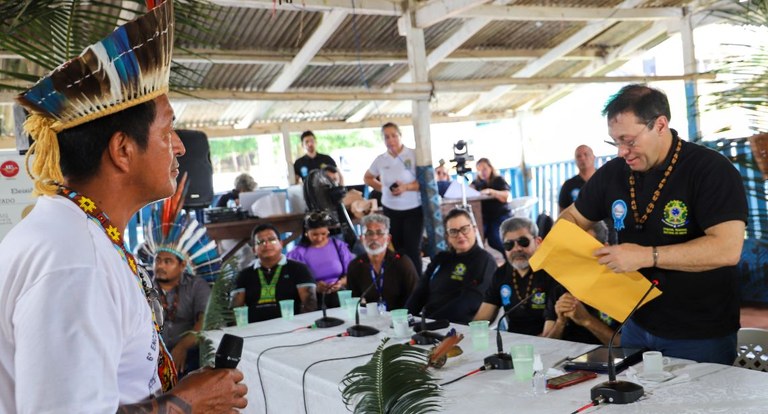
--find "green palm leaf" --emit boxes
[341,338,442,414]
[0,0,220,91]
[198,257,237,366]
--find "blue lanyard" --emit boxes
[369,263,385,303]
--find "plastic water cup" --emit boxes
[337,290,352,306]
[279,299,295,320]
[233,306,249,327]
[365,302,379,318]
[391,309,410,338]
[345,297,360,319]
[511,344,535,381]
[468,320,490,352]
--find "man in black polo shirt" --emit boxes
[473,217,556,336]
[559,84,747,364]
[232,224,317,322]
[557,145,595,215]
[293,130,337,183]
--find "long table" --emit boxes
[204,309,768,414]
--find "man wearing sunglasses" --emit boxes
[472,218,556,335]
[559,84,747,365]
[232,224,317,322]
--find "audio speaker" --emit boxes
[176,129,214,208]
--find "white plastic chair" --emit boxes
[733,327,768,371]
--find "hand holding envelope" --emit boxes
[529,220,662,322]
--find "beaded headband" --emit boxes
[15,0,174,196]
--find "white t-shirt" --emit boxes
[367,146,421,210]
[0,196,160,413]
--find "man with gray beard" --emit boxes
[346,214,418,312]
[473,217,556,335]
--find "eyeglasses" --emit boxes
[604,116,659,149]
[305,211,332,226]
[364,230,388,238]
[503,237,531,251]
[446,224,473,238]
[255,238,280,247]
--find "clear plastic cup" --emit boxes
[345,297,360,319]
[391,309,410,338]
[233,306,249,327]
[279,299,295,320]
[468,320,490,351]
[511,344,535,381]
[337,290,352,306]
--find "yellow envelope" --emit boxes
[529,220,661,322]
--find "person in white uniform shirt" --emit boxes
[0,1,246,412]
[364,122,424,276]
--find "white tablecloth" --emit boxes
[204,309,768,414]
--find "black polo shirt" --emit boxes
[558,175,586,210]
[483,263,556,335]
[406,243,497,325]
[346,251,418,311]
[544,284,620,345]
[575,132,748,339]
[235,257,316,322]
[471,175,512,222]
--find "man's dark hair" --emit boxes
[251,223,280,245]
[57,100,156,182]
[300,130,315,143]
[602,84,671,125]
[443,208,472,227]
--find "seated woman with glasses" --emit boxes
[406,209,497,325]
[287,211,354,308]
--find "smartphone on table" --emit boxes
[546,370,597,390]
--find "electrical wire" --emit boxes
[241,325,313,339]
[439,363,492,386]
[257,332,348,413]
[301,351,374,414]
[570,396,605,414]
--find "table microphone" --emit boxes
[484,289,537,370]
[346,275,381,337]
[214,333,244,369]
[314,286,344,328]
[411,306,448,345]
[590,280,658,405]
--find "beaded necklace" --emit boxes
[512,267,534,302]
[628,136,682,231]
[58,186,178,392]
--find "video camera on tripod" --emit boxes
[450,140,474,177]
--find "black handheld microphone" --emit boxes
[314,283,344,328]
[346,274,381,337]
[590,280,658,405]
[214,333,244,369]
[483,289,537,370]
[411,306,448,345]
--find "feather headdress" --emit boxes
[140,173,221,282]
[15,0,174,196]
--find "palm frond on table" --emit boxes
[198,257,237,366]
[341,338,442,414]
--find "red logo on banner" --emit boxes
[1,160,20,178]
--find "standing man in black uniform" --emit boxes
[473,217,556,335]
[293,130,337,183]
[559,84,747,364]
[557,145,596,215]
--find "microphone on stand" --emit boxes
[214,333,244,369]
[590,280,658,405]
[314,285,344,328]
[411,306,448,345]
[346,275,381,337]
[484,290,538,370]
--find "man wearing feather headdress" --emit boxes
[0,1,247,412]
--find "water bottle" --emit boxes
[532,354,547,395]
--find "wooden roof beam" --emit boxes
[463,6,682,23]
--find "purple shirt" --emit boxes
[287,239,354,284]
